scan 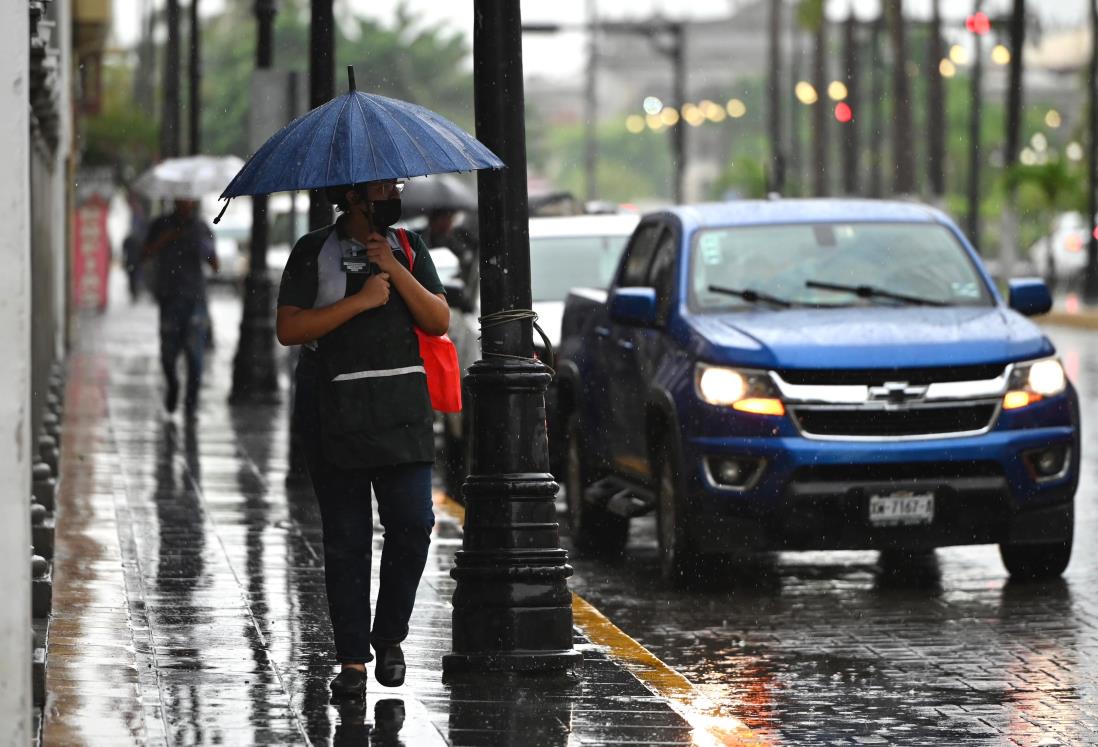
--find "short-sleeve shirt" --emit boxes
[278,221,444,312]
[146,214,216,302]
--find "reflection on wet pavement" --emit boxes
[43,286,695,746]
[568,325,1098,745]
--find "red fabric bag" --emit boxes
[396,229,462,413]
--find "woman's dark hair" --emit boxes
[324,184,358,212]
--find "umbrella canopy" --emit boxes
[401,174,478,216]
[135,155,246,200]
[220,70,503,200]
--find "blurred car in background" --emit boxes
[439,212,641,496]
[1029,212,1090,285]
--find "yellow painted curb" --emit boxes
[433,491,767,746]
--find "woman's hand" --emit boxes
[356,272,391,311]
[365,233,401,274]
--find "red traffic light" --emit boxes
[834,102,853,123]
[965,12,991,35]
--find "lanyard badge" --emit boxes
[341,238,374,275]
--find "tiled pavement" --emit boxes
[40,283,707,746]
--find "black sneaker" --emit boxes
[330,667,368,699]
[373,645,405,687]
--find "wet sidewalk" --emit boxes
[40,282,744,746]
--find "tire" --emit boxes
[565,412,628,556]
[655,437,703,586]
[1000,535,1073,581]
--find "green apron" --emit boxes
[315,238,434,469]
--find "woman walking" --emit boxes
[276,178,449,698]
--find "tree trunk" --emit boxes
[161,0,182,158]
[1086,0,1098,301]
[868,16,885,198]
[885,0,915,194]
[927,0,946,199]
[967,0,985,252]
[1000,0,1025,279]
[811,14,829,196]
[841,12,859,195]
[767,0,785,193]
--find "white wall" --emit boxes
[0,0,33,742]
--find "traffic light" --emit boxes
[834,102,853,124]
[965,12,991,35]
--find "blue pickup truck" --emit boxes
[556,199,1079,584]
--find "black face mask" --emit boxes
[368,199,402,230]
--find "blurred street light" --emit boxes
[625,114,645,133]
[660,107,680,126]
[1066,142,1084,161]
[1045,109,1062,128]
[991,43,1011,65]
[834,101,853,123]
[828,80,848,101]
[795,81,818,105]
[940,58,957,77]
[643,96,663,114]
[726,98,746,118]
[966,12,991,35]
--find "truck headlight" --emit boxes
[695,364,785,416]
[1003,358,1067,410]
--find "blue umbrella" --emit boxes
[219,68,502,204]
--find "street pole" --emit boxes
[188,0,201,154]
[443,0,581,679]
[927,0,946,200]
[967,1,985,253]
[1086,0,1098,303]
[308,0,335,231]
[767,0,785,194]
[162,0,182,158]
[790,32,804,196]
[583,0,598,204]
[229,0,280,403]
[842,12,860,195]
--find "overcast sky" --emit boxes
[111,0,1092,80]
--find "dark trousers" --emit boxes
[158,296,208,410]
[295,354,435,663]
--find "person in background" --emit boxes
[122,192,149,303]
[143,199,219,418]
[423,208,479,302]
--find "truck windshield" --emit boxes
[530,235,631,302]
[690,222,993,311]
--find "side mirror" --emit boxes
[1008,278,1052,317]
[444,279,473,312]
[609,287,658,326]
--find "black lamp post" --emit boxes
[308,0,335,231]
[188,0,201,154]
[443,0,581,678]
[229,0,280,403]
[161,0,181,158]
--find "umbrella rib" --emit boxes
[375,97,447,176]
[326,93,355,186]
[353,93,384,182]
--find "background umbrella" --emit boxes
[135,155,246,200]
[400,173,478,217]
[219,68,503,204]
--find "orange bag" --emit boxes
[396,229,462,413]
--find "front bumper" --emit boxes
[682,422,1077,553]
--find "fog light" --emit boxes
[1025,445,1069,480]
[707,457,763,488]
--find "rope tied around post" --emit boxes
[478,308,555,375]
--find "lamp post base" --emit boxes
[229,271,280,404]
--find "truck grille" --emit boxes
[776,364,1007,386]
[791,403,999,439]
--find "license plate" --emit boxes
[869,491,934,527]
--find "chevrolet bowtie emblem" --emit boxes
[868,381,929,403]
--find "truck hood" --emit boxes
[688,306,1053,370]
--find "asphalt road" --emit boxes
[566,325,1097,746]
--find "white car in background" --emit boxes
[440,212,641,494]
[1029,212,1091,283]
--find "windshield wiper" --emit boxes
[804,280,947,307]
[708,284,796,309]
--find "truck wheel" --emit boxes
[1000,536,1072,581]
[656,438,702,586]
[565,412,628,556]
